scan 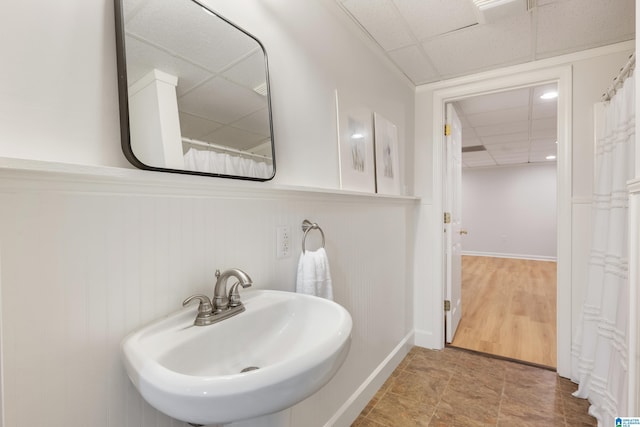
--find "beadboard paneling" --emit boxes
[0,162,417,427]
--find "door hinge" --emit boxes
[444,124,451,136]
[444,212,451,224]
[444,300,451,311]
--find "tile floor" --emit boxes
[352,346,597,427]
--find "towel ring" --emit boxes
[301,219,325,253]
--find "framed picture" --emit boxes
[336,91,376,193]
[373,113,401,195]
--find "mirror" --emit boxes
[114,0,275,180]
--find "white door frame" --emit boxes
[430,65,573,377]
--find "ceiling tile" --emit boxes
[465,106,529,127]
[179,112,223,140]
[474,121,529,137]
[232,108,271,137]
[529,152,557,163]
[179,77,265,124]
[536,0,635,57]
[480,132,529,145]
[531,128,557,139]
[392,0,479,41]
[455,88,529,115]
[461,135,483,148]
[462,151,496,167]
[531,117,557,132]
[422,14,532,78]
[536,0,570,5]
[494,154,529,165]
[222,50,268,91]
[341,0,414,50]
[125,36,212,96]
[387,45,440,84]
[532,102,557,119]
[127,0,258,72]
[202,125,265,150]
[532,84,559,103]
[530,139,558,153]
[486,141,530,154]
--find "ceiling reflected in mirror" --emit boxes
[114,0,275,180]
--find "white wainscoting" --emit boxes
[0,159,418,427]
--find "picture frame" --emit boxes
[335,91,376,193]
[373,113,401,195]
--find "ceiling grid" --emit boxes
[336,0,633,167]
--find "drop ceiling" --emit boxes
[336,0,634,168]
[336,0,635,85]
[123,0,271,152]
[453,83,558,167]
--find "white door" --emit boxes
[445,103,463,343]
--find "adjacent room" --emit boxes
[448,85,559,368]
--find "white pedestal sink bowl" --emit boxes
[121,290,352,426]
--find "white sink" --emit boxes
[121,290,352,426]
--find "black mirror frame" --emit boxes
[113,0,276,181]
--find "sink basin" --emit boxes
[121,290,352,425]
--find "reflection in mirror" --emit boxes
[114,0,275,180]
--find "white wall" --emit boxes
[0,0,414,191]
[0,0,417,426]
[0,164,416,427]
[413,42,634,355]
[461,163,557,260]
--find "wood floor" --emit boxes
[450,256,557,368]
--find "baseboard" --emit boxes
[324,331,414,427]
[461,251,557,262]
[413,329,441,350]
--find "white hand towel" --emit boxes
[296,248,333,300]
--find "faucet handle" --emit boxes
[228,281,251,308]
[182,295,215,326]
[183,294,213,311]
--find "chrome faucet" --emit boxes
[183,268,253,326]
[213,268,253,313]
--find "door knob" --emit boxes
[459,229,468,235]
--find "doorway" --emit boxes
[444,85,559,368]
[429,64,572,376]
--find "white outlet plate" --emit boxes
[276,226,291,258]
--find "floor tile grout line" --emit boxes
[352,346,595,427]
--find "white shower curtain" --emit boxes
[571,71,635,425]
[183,148,273,179]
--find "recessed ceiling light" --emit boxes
[540,91,558,100]
[546,155,556,160]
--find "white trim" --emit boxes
[0,157,419,205]
[416,40,633,94]
[461,251,557,262]
[429,64,573,377]
[324,331,414,427]
[414,329,437,349]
